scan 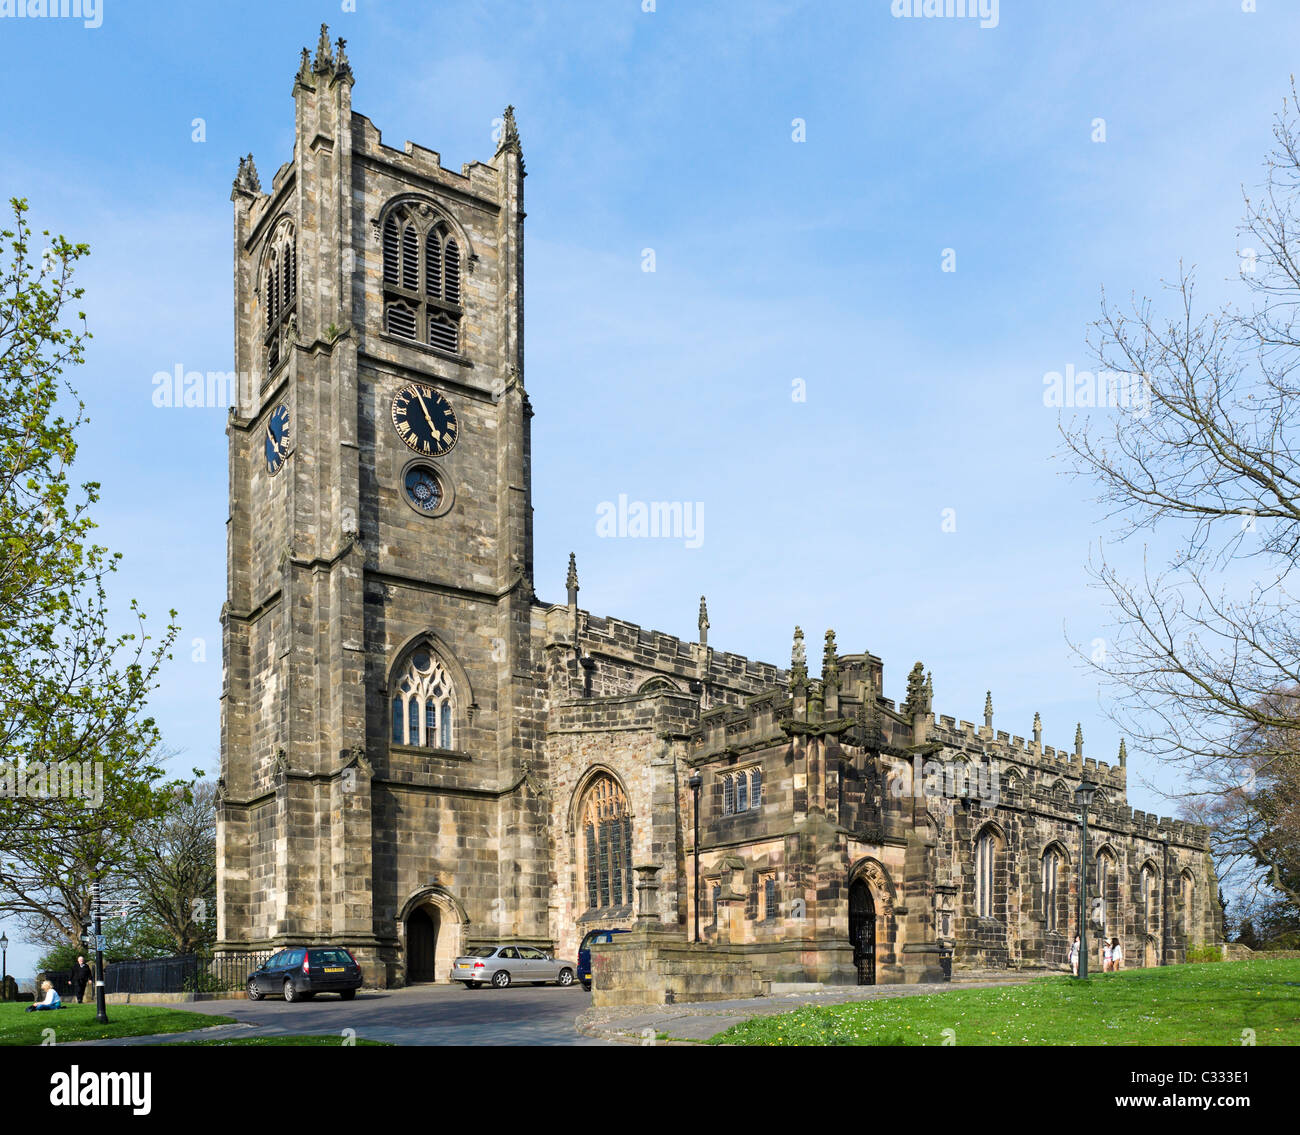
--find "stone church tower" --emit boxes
[217,26,544,983]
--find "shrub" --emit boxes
[1186,945,1222,963]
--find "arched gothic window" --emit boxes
[975,827,999,919]
[1096,848,1117,934]
[1042,844,1065,932]
[264,222,296,372]
[389,649,455,750]
[1141,863,1158,935]
[1181,870,1196,940]
[579,775,633,912]
[382,204,463,354]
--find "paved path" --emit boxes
[68,973,1060,1046]
[70,983,608,1047]
[579,975,1056,1043]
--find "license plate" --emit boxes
[457,963,470,969]
[324,967,345,973]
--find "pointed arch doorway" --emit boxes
[849,879,876,985]
[406,906,440,982]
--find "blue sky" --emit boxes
[0,0,1291,972]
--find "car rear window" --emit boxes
[308,949,353,967]
[463,946,497,957]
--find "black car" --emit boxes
[247,946,362,1002]
[577,928,630,991]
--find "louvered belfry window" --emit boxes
[581,776,633,912]
[381,202,463,354]
[263,221,296,374]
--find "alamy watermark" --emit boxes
[0,760,104,807]
[1043,364,1150,417]
[595,494,704,548]
[891,0,999,30]
[0,0,103,28]
[152,365,256,412]
[891,754,1000,807]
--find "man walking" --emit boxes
[71,955,93,1003]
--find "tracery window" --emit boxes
[382,203,463,354]
[580,775,633,912]
[389,649,455,749]
[264,221,296,372]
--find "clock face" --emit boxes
[404,464,443,514]
[264,403,291,475]
[391,383,458,457]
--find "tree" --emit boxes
[133,780,217,954]
[0,198,181,953]
[1061,84,1300,812]
[1237,919,1261,949]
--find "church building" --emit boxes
[216,28,1221,1000]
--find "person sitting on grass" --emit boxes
[25,980,62,1012]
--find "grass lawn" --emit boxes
[0,1002,235,1046]
[166,1036,390,1046]
[708,958,1300,1046]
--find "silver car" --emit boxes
[451,944,577,989]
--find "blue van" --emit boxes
[577,928,630,991]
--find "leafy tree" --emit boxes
[0,198,181,953]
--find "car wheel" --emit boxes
[557,968,574,987]
[284,979,299,1003]
[581,981,591,992]
[491,970,511,989]
[340,989,356,1001]
[246,980,262,1001]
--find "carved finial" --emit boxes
[903,662,926,718]
[1075,722,1084,757]
[924,671,934,713]
[566,552,579,606]
[1032,711,1042,744]
[497,104,522,155]
[984,690,994,729]
[335,37,351,77]
[313,23,334,72]
[790,626,808,692]
[698,596,709,646]
[296,46,312,86]
[822,629,839,687]
[1118,738,1127,767]
[232,153,261,197]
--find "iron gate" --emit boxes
[849,880,876,985]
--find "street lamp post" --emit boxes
[688,772,702,942]
[1075,780,1097,979]
[92,880,108,1024]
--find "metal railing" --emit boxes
[41,951,274,996]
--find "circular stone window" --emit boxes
[401,461,453,518]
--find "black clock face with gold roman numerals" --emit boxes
[391,383,458,457]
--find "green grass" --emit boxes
[166,1035,390,1046]
[708,958,1300,1046]
[0,1002,235,1046]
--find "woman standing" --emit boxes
[1069,933,1080,976]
